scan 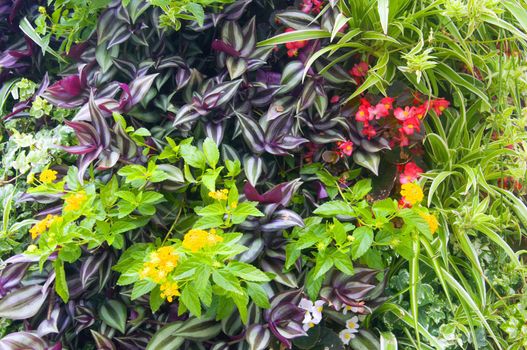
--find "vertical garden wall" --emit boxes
[0,0,527,349]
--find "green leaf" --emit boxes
[181,286,202,317]
[132,279,156,300]
[231,202,264,222]
[19,18,66,62]
[100,299,127,333]
[53,260,69,303]
[195,202,225,216]
[313,254,334,280]
[331,219,347,245]
[351,226,374,259]
[351,179,372,200]
[186,3,204,26]
[228,261,271,282]
[180,144,206,169]
[377,0,389,34]
[212,270,243,295]
[372,198,397,219]
[203,137,220,168]
[305,269,324,300]
[246,282,270,308]
[314,201,354,217]
[201,167,223,192]
[230,291,249,324]
[194,215,225,229]
[380,332,397,350]
[333,251,354,275]
[149,286,164,313]
[258,29,331,47]
[58,245,81,263]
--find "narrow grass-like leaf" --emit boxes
[258,30,331,47]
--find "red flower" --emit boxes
[338,141,354,156]
[287,49,298,57]
[349,61,369,77]
[399,162,423,184]
[355,105,372,123]
[428,98,450,116]
[398,198,412,208]
[359,97,371,107]
[380,97,394,109]
[284,28,307,57]
[371,103,389,118]
[401,117,421,135]
[411,105,427,120]
[397,130,410,147]
[301,0,324,14]
[394,106,413,121]
[330,95,340,104]
[361,124,377,139]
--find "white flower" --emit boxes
[302,320,316,331]
[342,304,365,315]
[299,298,325,331]
[345,316,360,332]
[339,328,357,345]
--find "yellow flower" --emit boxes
[139,246,179,283]
[182,228,223,252]
[39,169,57,184]
[64,191,88,212]
[400,183,423,205]
[208,189,228,200]
[420,212,439,234]
[160,281,180,302]
[38,6,46,14]
[230,201,238,209]
[29,214,62,239]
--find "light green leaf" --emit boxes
[351,226,373,259]
[314,200,354,217]
[203,137,220,168]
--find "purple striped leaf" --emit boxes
[243,155,263,186]
[0,263,29,296]
[90,330,116,350]
[246,324,271,350]
[261,210,304,232]
[0,285,48,319]
[275,10,319,29]
[235,113,265,153]
[0,332,47,350]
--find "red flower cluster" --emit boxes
[353,95,450,148]
[301,0,324,14]
[284,28,308,57]
[354,97,395,140]
[498,177,523,191]
[398,162,423,184]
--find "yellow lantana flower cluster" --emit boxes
[160,281,180,302]
[208,189,228,200]
[420,212,439,234]
[182,228,223,252]
[39,169,57,184]
[64,191,88,212]
[139,246,179,284]
[400,183,423,205]
[29,214,63,239]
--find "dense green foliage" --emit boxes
[0,0,526,349]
